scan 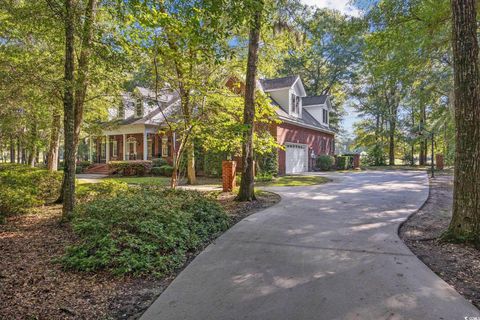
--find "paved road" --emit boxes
[141,171,480,320]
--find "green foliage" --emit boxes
[109,161,152,176]
[257,151,278,176]
[76,180,129,204]
[255,173,274,182]
[0,164,62,220]
[150,167,163,176]
[158,165,174,177]
[336,156,352,170]
[152,158,168,168]
[76,161,92,174]
[203,152,225,177]
[198,88,280,157]
[364,144,387,166]
[316,155,335,171]
[61,188,229,276]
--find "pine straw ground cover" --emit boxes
[400,174,480,309]
[0,190,280,320]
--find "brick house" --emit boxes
[87,75,334,175]
[259,76,335,174]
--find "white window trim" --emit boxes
[126,137,137,160]
[289,90,300,117]
[161,137,169,157]
[112,140,118,157]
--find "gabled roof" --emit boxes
[302,95,329,106]
[259,75,299,91]
[270,97,334,134]
[114,87,180,126]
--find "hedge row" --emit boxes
[109,159,174,177]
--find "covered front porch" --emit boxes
[89,124,173,164]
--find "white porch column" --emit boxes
[143,130,148,160]
[123,134,126,160]
[105,135,110,163]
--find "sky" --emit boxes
[301,0,361,135]
[301,0,362,17]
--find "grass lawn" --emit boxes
[106,176,171,186]
[257,175,330,187]
[105,175,330,188]
[106,176,223,187]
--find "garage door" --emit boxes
[285,143,308,174]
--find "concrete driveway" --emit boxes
[141,171,480,320]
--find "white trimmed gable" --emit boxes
[302,96,331,127]
[261,75,306,118]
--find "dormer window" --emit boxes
[135,99,143,118]
[290,92,300,115]
[322,109,329,124]
[118,105,125,119]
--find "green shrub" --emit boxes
[336,156,352,170]
[76,180,129,203]
[109,161,152,176]
[61,188,229,276]
[76,161,92,173]
[364,144,387,166]
[203,152,224,177]
[150,167,163,176]
[152,158,168,167]
[0,164,63,220]
[255,172,274,182]
[316,155,335,171]
[257,151,278,176]
[159,165,174,177]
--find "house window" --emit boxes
[322,109,328,124]
[112,139,118,157]
[290,93,300,115]
[161,137,169,157]
[118,105,125,119]
[126,137,137,160]
[135,99,143,118]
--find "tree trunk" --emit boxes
[237,3,263,202]
[16,138,21,163]
[388,120,396,166]
[47,108,61,171]
[27,119,38,167]
[9,137,15,163]
[448,0,480,244]
[61,0,76,218]
[73,0,97,149]
[187,140,196,185]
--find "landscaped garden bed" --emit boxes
[399,173,480,309]
[0,165,282,319]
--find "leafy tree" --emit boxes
[120,0,235,187]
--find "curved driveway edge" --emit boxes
[141,171,480,320]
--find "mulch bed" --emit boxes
[399,174,480,309]
[0,191,280,320]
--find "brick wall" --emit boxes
[275,122,335,175]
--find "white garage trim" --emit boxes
[285,143,308,174]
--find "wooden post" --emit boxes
[222,160,237,192]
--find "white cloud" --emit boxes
[301,0,361,17]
